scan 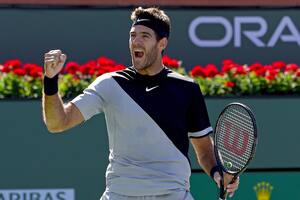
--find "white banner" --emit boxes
[0,189,75,200]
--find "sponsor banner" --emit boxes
[172,10,300,69]
[188,16,300,48]
[0,189,75,200]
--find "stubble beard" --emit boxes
[132,45,158,72]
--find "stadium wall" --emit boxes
[1,7,300,70]
[1,0,300,7]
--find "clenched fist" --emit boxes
[44,49,67,78]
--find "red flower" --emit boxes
[225,81,235,87]
[162,55,171,65]
[29,68,43,78]
[265,67,279,80]
[190,65,206,77]
[163,55,180,68]
[80,61,97,75]
[3,59,22,72]
[255,65,275,76]
[296,69,300,77]
[24,63,37,74]
[222,59,234,66]
[97,57,116,66]
[285,63,299,72]
[255,68,266,76]
[265,65,275,71]
[13,68,26,76]
[221,61,240,73]
[96,68,107,76]
[84,60,97,67]
[265,74,276,80]
[64,62,80,75]
[205,64,218,77]
[23,63,43,77]
[79,65,92,75]
[235,66,247,75]
[249,62,263,72]
[2,65,11,73]
[272,61,286,70]
[4,59,22,68]
[169,60,180,68]
[113,64,126,71]
[99,65,112,74]
[221,64,235,73]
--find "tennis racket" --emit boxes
[213,102,258,200]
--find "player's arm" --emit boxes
[188,82,239,195]
[190,136,216,176]
[188,84,218,177]
[190,136,239,195]
[42,49,84,133]
[43,94,84,133]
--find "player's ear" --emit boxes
[159,37,168,51]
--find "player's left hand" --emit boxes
[213,171,240,198]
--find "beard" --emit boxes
[131,44,159,71]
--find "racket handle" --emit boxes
[219,190,227,200]
[219,176,237,200]
[219,174,227,200]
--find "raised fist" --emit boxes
[44,49,67,78]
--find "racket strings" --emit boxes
[216,105,256,172]
[219,116,254,150]
[223,110,253,130]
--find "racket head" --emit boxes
[214,102,258,175]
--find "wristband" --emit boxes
[210,165,221,178]
[43,74,59,95]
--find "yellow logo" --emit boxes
[253,181,273,200]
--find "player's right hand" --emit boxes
[44,49,67,78]
[213,172,239,198]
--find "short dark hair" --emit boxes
[131,7,171,40]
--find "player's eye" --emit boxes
[142,34,151,39]
[130,33,136,39]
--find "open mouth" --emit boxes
[134,50,144,59]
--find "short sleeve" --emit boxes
[71,74,111,121]
[187,83,213,138]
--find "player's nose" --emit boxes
[132,35,143,46]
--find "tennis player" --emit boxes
[42,7,239,200]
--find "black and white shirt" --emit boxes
[71,66,213,196]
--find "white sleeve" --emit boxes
[71,74,111,121]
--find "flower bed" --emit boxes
[0,56,300,99]
[190,60,300,96]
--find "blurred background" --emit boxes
[1,0,300,200]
